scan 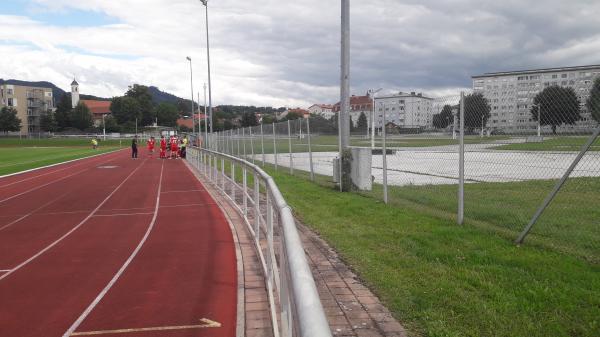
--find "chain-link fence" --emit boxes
[207,82,600,262]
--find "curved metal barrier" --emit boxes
[186,146,332,337]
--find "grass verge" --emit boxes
[260,166,600,337]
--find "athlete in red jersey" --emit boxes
[159,136,167,159]
[147,137,156,157]
[170,136,178,159]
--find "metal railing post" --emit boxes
[261,123,266,166]
[458,92,465,225]
[250,126,255,165]
[243,127,247,160]
[221,158,225,191]
[288,119,293,175]
[254,174,261,243]
[307,118,314,181]
[273,123,278,170]
[237,128,241,158]
[243,167,248,219]
[231,161,236,200]
[230,130,234,155]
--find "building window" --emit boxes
[552,74,558,79]
[7,89,13,95]
[561,74,568,78]
[7,98,14,106]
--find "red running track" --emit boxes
[0,151,237,337]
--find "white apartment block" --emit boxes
[472,65,600,133]
[0,84,54,134]
[307,104,334,119]
[373,92,434,129]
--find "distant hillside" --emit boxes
[0,79,110,101]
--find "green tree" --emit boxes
[70,102,93,131]
[103,116,121,133]
[241,111,258,127]
[357,112,368,131]
[125,84,155,126]
[110,96,142,124]
[155,102,179,127]
[261,114,275,124]
[54,93,72,130]
[586,77,600,123]
[463,93,491,131]
[433,105,454,129]
[531,85,581,134]
[0,107,22,133]
[223,119,234,130]
[40,111,58,132]
[283,111,303,121]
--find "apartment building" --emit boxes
[373,92,434,129]
[0,84,54,134]
[472,65,600,133]
[332,95,373,127]
[307,104,334,119]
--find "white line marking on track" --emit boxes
[0,160,148,282]
[0,269,11,272]
[92,212,154,218]
[62,160,165,337]
[0,148,123,183]
[159,202,216,209]
[0,195,68,232]
[71,318,221,336]
[0,152,122,205]
[160,189,205,194]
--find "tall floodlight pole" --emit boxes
[200,0,213,139]
[338,0,350,191]
[186,56,196,138]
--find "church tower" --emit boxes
[71,78,80,108]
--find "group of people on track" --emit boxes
[131,135,188,160]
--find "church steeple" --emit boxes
[71,78,80,108]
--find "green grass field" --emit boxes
[493,136,600,151]
[258,167,600,337]
[0,138,124,175]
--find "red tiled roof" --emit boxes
[81,100,111,115]
[177,118,194,129]
[332,95,373,112]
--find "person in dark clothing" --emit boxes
[132,136,138,159]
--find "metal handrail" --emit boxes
[186,146,332,337]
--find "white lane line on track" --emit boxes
[0,154,122,205]
[160,189,205,194]
[0,269,11,272]
[0,194,69,232]
[92,212,154,218]
[0,148,123,184]
[159,202,216,209]
[63,160,165,337]
[0,159,148,282]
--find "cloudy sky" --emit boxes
[1,0,600,107]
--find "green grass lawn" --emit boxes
[0,138,124,175]
[252,165,600,337]
[494,136,600,151]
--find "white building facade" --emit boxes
[307,104,334,119]
[472,65,600,133]
[373,92,434,129]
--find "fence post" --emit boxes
[250,127,256,165]
[243,167,248,219]
[273,123,278,170]
[288,119,293,175]
[231,161,236,200]
[458,92,465,225]
[261,123,266,166]
[307,118,315,181]
[230,130,234,156]
[243,128,247,160]
[221,158,225,191]
[383,103,388,204]
[516,126,600,244]
[237,129,241,158]
[254,174,261,243]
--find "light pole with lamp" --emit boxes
[186,56,196,139]
[369,88,382,149]
[200,0,213,146]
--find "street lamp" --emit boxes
[368,88,382,149]
[200,0,213,147]
[186,56,196,138]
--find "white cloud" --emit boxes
[1,0,600,108]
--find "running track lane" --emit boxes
[0,157,237,337]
